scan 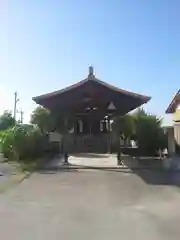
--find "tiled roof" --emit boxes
[33,76,150,103]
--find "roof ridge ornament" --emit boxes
[88,66,95,80]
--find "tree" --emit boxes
[135,115,167,155]
[0,111,15,131]
[112,114,135,146]
[30,106,72,134]
[112,108,168,156]
[30,107,54,133]
[131,108,148,140]
[133,108,147,118]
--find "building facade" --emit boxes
[166,90,180,155]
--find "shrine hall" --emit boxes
[33,67,151,153]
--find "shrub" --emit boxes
[1,125,46,162]
[0,130,6,140]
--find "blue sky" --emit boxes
[1,0,180,124]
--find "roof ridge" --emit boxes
[91,77,150,100]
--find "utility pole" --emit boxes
[20,110,24,124]
[16,109,24,124]
[13,92,19,121]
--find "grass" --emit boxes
[19,161,39,172]
[18,156,48,172]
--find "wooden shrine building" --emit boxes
[33,67,151,153]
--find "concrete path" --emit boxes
[46,153,121,169]
[0,168,180,239]
[69,153,118,168]
[0,153,22,188]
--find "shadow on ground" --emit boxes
[39,154,180,187]
[38,168,79,174]
[134,169,180,186]
[38,164,180,188]
[70,153,109,158]
[37,167,133,175]
[123,156,180,187]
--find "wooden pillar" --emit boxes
[89,120,92,134]
[107,119,111,153]
[78,120,83,133]
[100,120,103,132]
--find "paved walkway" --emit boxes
[45,153,119,169]
[69,153,118,167]
[0,167,180,239]
[0,153,22,189]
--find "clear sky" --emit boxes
[1,0,180,124]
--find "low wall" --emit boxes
[122,154,180,170]
[122,155,163,169]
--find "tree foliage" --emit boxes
[133,108,147,118]
[0,111,15,131]
[30,106,74,134]
[112,114,135,144]
[135,115,167,155]
[112,108,168,155]
[30,107,57,133]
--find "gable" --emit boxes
[166,90,180,114]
